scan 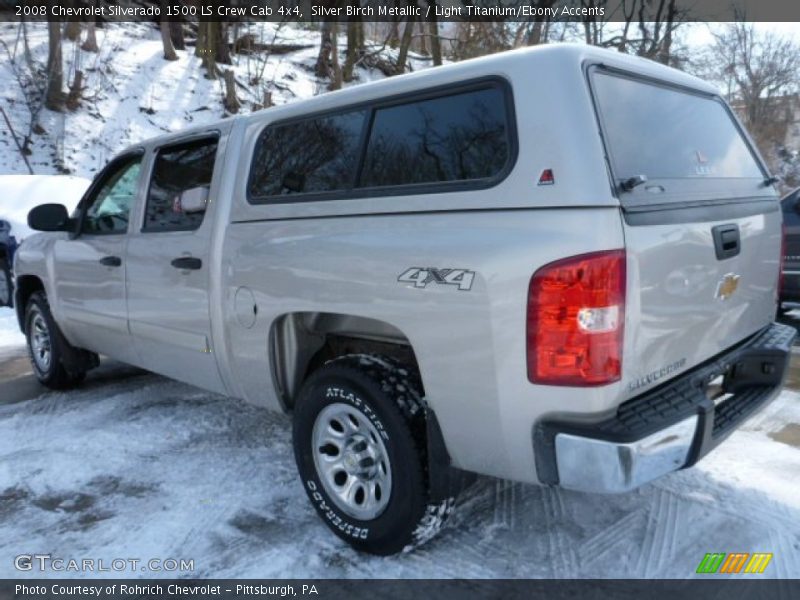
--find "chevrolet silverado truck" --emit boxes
[14,44,795,555]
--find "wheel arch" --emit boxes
[268,311,423,413]
[14,274,45,333]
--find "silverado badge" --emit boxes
[715,273,740,301]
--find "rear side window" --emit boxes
[359,87,509,188]
[144,138,218,232]
[592,71,763,182]
[247,81,513,203]
[249,110,367,197]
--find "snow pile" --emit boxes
[0,307,22,348]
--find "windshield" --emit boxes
[592,71,764,184]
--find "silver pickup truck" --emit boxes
[13,44,795,555]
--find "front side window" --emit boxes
[592,71,764,184]
[143,138,218,232]
[83,156,142,235]
[249,110,367,198]
[359,87,510,188]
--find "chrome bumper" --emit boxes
[534,322,796,494]
[554,416,698,493]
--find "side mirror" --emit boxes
[175,186,209,214]
[28,204,71,232]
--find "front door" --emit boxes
[125,135,226,394]
[53,152,144,363]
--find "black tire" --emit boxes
[293,354,454,555]
[25,291,87,389]
[0,257,11,307]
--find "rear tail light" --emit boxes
[527,250,626,386]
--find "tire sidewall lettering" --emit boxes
[325,385,390,442]
[306,479,369,540]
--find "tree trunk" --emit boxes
[223,69,240,113]
[388,20,400,48]
[81,21,98,52]
[315,21,333,78]
[64,20,81,42]
[216,22,231,64]
[45,20,64,111]
[428,0,442,66]
[417,21,428,55]
[195,21,207,57]
[66,70,83,111]
[395,17,415,75]
[205,22,217,79]
[329,22,343,90]
[159,1,178,62]
[342,14,358,82]
[170,21,185,50]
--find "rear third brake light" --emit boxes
[527,250,626,386]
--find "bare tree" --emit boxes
[45,18,64,111]
[395,16,415,74]
[82,20,98,52]
[698,22,800,166]
[160,0,178,60]
[315,20,333,78]
[427,0,442,65]
[329,22,343,90]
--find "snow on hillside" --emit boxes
[0,22,430,179]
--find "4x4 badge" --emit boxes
[398,268,475,291]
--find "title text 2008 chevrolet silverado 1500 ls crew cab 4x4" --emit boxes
[13,44,795,555]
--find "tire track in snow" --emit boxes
[578,508,646,569]
[540,486,578,577]
[635,488,681,577]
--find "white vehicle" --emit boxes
[13,45,794,555]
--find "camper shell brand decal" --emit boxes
[398,268,476,291]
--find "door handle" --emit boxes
[99,256,122,267]
[171,257,202,271]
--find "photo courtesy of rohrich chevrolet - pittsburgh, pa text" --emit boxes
[0,0,799,598]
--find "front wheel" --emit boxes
[25,291,87,389]
[292,354,454,555]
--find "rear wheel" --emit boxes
[25,292,88,389]
[293,354,454,555]
[0,257,11,307]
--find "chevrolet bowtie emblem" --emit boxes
[715,273,740,301]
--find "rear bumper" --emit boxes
[534,322,796,493]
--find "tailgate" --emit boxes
[623,208,781,397]
[588,65,781,399]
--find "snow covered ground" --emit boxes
[0,22,429,179]
[0,314,799,579]
[0,306,23,348]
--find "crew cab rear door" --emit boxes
[125,132,227,394]
[589,66,781,399]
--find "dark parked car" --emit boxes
[0,218,18,307]
[780,187,800,313]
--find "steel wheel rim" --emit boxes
[30,311,52,372]
[312,402,392,520]
[0,271,8,305]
